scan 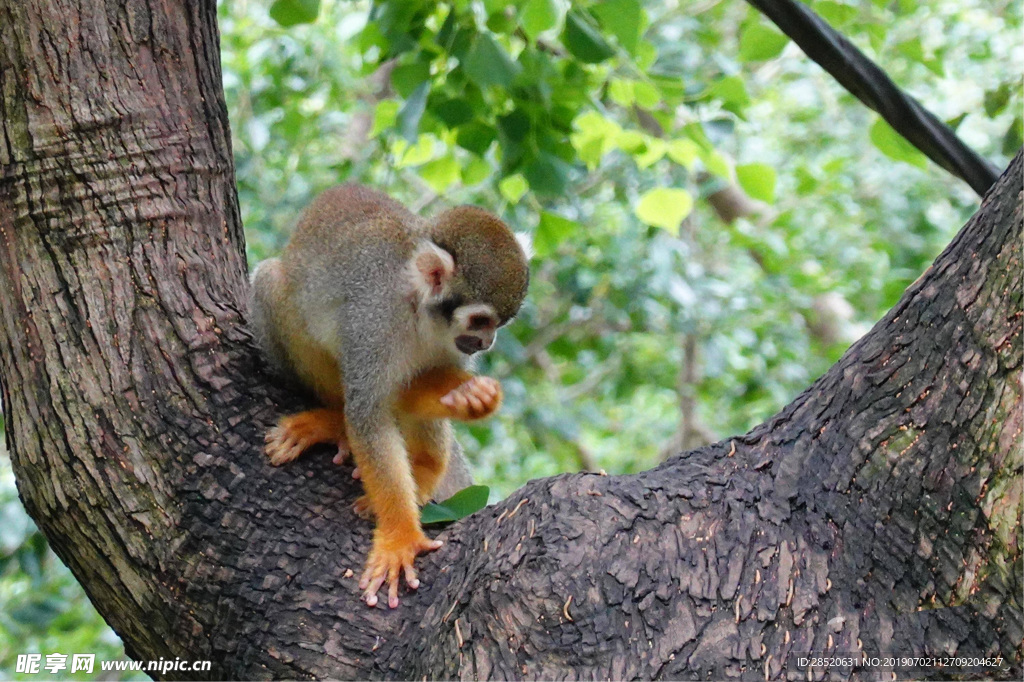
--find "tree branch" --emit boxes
[745,0,1000,196]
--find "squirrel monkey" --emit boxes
[249,184,529,608]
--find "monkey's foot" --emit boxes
[439,376,502,421]
[265,409,347,466]
[359,531,442,608]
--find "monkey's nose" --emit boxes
[455,335,484,354]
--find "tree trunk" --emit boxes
[0,2,1020,680]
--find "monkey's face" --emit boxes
[433,296,500,356]
[407,240,506,358]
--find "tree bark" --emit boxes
[0,2,1020,680]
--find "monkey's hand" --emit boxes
[396,367,502,421]
[360,529,442,608]
[438,375,503,421]
[265,409,349,466]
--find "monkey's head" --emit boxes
[408,206,530,357]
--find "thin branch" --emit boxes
[745,0,1000,197]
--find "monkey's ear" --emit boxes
[410,241,455,298]
[514,232,534,261]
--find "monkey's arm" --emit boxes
[263,367,501,467]
[395,366,503,421]
[337,317,442,608]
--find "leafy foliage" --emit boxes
[421,485,491,525]
[1,0,1020,671]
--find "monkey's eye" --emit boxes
[467,314,494,331]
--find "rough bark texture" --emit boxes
[0,1,1021,680]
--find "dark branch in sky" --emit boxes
[746,0,1000,197]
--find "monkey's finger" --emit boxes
[388,567,400,609]
[364,572,388,607]
[472,379,493,399]
[481,378,501,399]
[465,391,485,416]
[444,393,466,410]
[358,566,371,590]
[351,466,361,479]
[404,563,420,590]
[359,561,382,591]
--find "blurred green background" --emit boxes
[1,0,1020,676]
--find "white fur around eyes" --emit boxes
[453,303,496,327]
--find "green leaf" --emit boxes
[487,9,517,34]
[608,79,635,107]
[634,187,693,234]
[521,0,560,41]
[421,485,490,525]
[463,33,521,89]
[666,139,700,169]
[432,98,475,128]
[570,111,620,169]
[635,39,657,70]
[633,81,660,109]
[371,100,400,136]
[456,122,497,155]
[420,156,460,192]
[497,109,531,143]
[391,62,431,98]
[535,211,578,257]
[524,153,573,196]
[393,135,435,168]
[896,36,925,62]
[869,118,928,169]
[896,37,944,77]
[813,1,858,26]
[682,122,714,151]
[563,10,615,64]
[736,163,777,203]
[700,148,731,178]
[632,137,665,168]
[398,82,429,141]
[592,0,643,54]
[462,157,492,185]
[984,82,1012,117]
[946,112,968,132]
[1002,115,1023,156]
[499,174,529,202]
[738,23,789,62]
[615,130,646,154]
[269,0,320,27]
[708,75,750,113]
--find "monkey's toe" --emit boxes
[332,439,352,466]
[353,495,375,519]
[265,427,305,466]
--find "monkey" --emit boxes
[248,183,529,608]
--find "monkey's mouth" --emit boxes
[455,335,484,355]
